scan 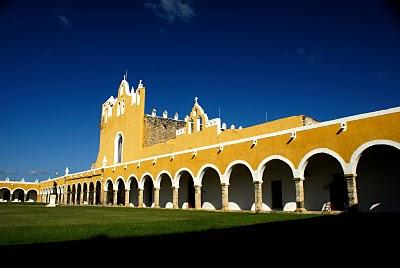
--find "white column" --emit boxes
[221,183,229,211]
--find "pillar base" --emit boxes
[295,208,307,212]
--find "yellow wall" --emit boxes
[1,78,399,201]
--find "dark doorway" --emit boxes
[188,178,195,208]
[271,180,283,209]
[329,174,348,211]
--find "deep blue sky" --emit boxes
[1,0,399,181]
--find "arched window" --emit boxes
[115,133,123,164]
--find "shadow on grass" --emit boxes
[1,212,399,264]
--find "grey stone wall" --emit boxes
[143,115,186,147]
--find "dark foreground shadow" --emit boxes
[2,212,399,265]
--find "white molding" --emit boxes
[223,160,255,184]
[297,148,347,179]
[196,164,222,185]
[349,140,400,174]
[174,168,195,188]
[126,174,139,189]
[256,155,296,181]
[139,172,154,189]
[155,170,173,189]
[104,178,113,191]
[114,176,125,189]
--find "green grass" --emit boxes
[0,204,319,246]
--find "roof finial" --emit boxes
[194,97,198,104]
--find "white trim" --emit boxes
[297,148,347,179]
[196,164,222,185]
[223,160,255,184]
[174,168,195,188]
[0,187,12,192]
[104,178,113,191]
[114,132,124,165]
[11,188,26,194]
[350,140,400,174]
[155,170,173,189]
[35,106,400,184]
[139,172,154,189]
[114,176,125,189]
[256,155,296,181]
[126,174,139,189]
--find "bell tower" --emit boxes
[94,76,146,168]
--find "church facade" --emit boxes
[1,77,400,212]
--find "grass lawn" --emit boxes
[0,203,319,246]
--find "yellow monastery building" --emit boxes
[1,77,399,212]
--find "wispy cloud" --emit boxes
[378,70,400,80]
[58,14,70,28]
[296,47,320,64]
[28,168,48,176]
[145,0,196,22]
[0,168,17,176]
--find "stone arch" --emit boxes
[257,155,296,181]
[141,173,154,207]
[95,181,101,205]
[105,179,114,205]
[259,157,296,211]
[174,167,196,187]
[89,182,95,205]
[302,152,347,211]
[157,171,173,208]
[298,148,347,179]
[197,164,222,185]
[155,170,174,189]
[67,185,71,204]
[354,141,400,212]
[226,162,254,211]
[126,174,139,189]
[104,178,114,191]
[82,183,88,204]
[139,172,154,189]
[12,188,25,202]
[198,165,222,210]
[71,184,76,204]
[224,160,255,184]
[115,177,125,205]
[174,168,195,208]
[26,189,38,203]
[127,175,139,207]
[76,183,82,205]
[350,140,400,174]
[0,187,11,202]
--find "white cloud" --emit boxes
[28,169,48,176]
[0,168,17,175]
[58,14,70,28]
[145,0,195,22]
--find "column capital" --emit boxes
[252,180,262,185]
[221,183,229,187]
[293,177,305,182]
[194,185,202,190]
[172,186,179,190]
